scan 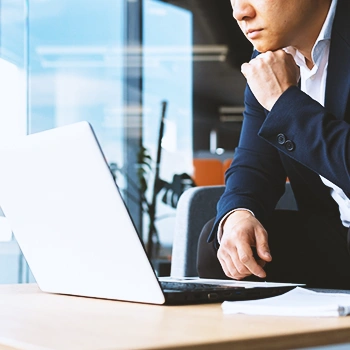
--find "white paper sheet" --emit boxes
[222,287,350,317]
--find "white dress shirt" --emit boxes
[218,0,348,242]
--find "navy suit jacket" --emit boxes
[208,0,350,243]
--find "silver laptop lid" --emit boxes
[0,122,165,304]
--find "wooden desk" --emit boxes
[0,284,350,350]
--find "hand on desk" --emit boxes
[217,210,272,280]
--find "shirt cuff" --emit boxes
[217,208,255,244]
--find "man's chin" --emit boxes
[253,44,285,53]
[246,35,284,53]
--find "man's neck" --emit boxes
[305,57,315,70]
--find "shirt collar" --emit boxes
[319,0,338,42]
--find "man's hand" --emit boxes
[241,50,300,111]
[217,210,272,280]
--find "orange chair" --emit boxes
[192,159,225,186]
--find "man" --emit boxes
[197,0,350,289]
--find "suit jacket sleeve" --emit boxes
[260,85,350,197]
[208,56,350,244]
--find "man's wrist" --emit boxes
[217,208,255,244]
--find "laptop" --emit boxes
[0,122,301,305]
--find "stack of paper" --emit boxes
[222,287,350,317]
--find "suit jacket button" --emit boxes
[277,133,286,145]
[285,140,295,151]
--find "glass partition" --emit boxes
[142,0,193,257]
[26,0,193,269]
[0,0,249,281]
[28,0,125,173]
[0,0,28,282]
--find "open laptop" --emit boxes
[0,122,301,305]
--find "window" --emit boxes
[0,0,249,281]
[142,0,193,251]
[0,0,28,282]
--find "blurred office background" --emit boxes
[0,0,252,283]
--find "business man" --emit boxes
[197,0,350,289]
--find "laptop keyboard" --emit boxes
[160,281,238,291]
